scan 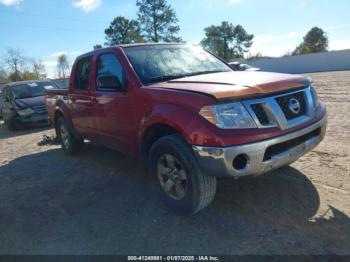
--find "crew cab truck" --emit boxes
[46,44,327,214]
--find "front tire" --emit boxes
[5,117,18,131]
[149,134,217,215]
[57,117,84,155]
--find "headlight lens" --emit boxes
[310,86,319,109]
[17,108,34,117]
[199,102,256,129]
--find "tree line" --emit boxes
[96,0,329,60]
[1,0,330,83]
[0,48,47,83]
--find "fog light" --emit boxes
[203,148,224,157]
[232,154,249,171]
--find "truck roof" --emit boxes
[118,43,184,48]
[76,43,186,59]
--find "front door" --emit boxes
[90,52,136,153]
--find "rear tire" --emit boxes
[57,117,84,155]
[149,134,217,215]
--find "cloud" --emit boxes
[73,0,101,12]
[254,32,302,45]
[330,38,350,51]
[249,43,297,57]
[70,50,82,56]
[44,51,82,78]
[0,0,22,6]
[42,60,57,67]
[248,32,303,57]
[50,51,82,57]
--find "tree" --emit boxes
[31,59,47,79]
[201,22,254,61]
[105,16,144,46]
[57,54,70,79]
[293,27,329,55]
[136,0,182,43]
[3,48,26,81]
[93,44,103,50]
[0,67,8,83]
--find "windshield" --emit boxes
[10,82,50,99]
[123,45,232,85]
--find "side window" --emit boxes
[96,53,125,91]
[76,57,92,91]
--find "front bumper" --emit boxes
[16,113,49,125]
[193,115,327,177]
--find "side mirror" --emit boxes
[97,75,124,91]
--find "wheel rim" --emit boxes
[60,121,70,149]
[157,154,188,200]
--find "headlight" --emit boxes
[310,86,320,109]
[199,102,256,129]
[17,108,34,117]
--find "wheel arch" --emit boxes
[53,105,81,139]
[140,123,182,165]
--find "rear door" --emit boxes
[69,56,99,141]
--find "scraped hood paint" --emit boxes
[147,71,310,100]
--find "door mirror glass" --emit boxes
[97,75,123,91]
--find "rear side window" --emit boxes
[75,57,92,91]
[96,53,125,91]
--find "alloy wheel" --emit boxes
[157,154,188,200]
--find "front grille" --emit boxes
[263,128,321,161]
[276,91,307,120]
[32,105,47,114]
[251,103,270,126]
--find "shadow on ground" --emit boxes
[0,144,349,255]
[0,120,51,140]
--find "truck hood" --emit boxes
[147,71,310,100]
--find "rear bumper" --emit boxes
[192,114,327,177]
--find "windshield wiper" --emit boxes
[183,70,226,77]
[149,74,185,83]
[149,70,227,83]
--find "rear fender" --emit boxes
[54,101,81,139]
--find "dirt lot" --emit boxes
[0,71,349,255]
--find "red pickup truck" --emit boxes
[46,44,327,214]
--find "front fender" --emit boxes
[138,104,199,145]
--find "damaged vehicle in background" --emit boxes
[0,84,4,119]
[1,80,59,131]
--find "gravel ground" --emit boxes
[0,71,349,255]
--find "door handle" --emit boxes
[70,96,77,103]
[90,97,98,104]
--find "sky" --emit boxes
[0,0,349,78]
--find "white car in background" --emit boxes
[229,62,261,71]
